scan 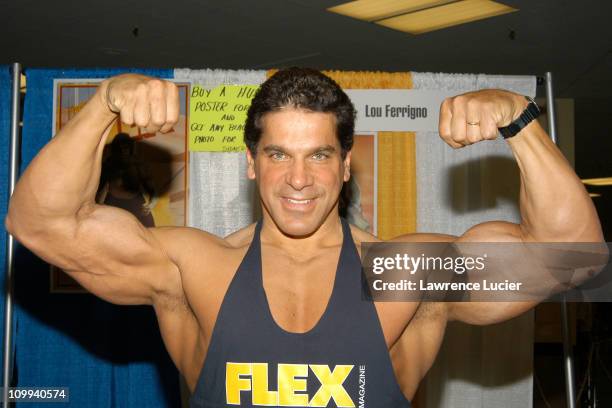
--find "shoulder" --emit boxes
[150,223,256,258]
[347,223,457,249]
[224,223,257,247]
[149,224,255,290]
[348,224,380,247]
[389,232,457,243]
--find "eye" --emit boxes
[312,152,329,161]
[270,151,287,161]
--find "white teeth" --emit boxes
[287,198,311,204]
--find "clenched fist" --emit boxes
[439,89,530,148]
[100,74,179,134]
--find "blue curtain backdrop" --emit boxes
[15,68,180,407]
[0,66,14,386]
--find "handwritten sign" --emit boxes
[189,84,259,152]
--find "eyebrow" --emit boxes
[262,144,337,154]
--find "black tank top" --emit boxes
[190,218,412,407]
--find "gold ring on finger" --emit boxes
[467,121,480,126]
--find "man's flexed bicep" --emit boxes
[5,73,181,305]
[435,89,606,324]
[438,89,603,244]
[32,203,179,305]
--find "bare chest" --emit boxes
[260,246,341,334]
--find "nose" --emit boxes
[286,159,313,191]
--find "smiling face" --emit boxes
[247,108,351,237]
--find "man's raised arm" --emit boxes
[438,90,604,324]
[5,74,181,305]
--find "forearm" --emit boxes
[6,81,116,238]
[508,120,603,242]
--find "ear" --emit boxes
[246,148,256,180]
[343,150,352,182]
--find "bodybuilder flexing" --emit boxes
[6,68,603,407]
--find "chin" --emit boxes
[274,215,321,238]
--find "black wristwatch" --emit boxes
[498,95,540,139]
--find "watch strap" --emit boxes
[498,96,540,139]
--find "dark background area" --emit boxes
[0,0,610,98]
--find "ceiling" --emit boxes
[1,0,611,99]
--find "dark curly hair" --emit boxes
[244,67,355,158]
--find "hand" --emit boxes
[439,89,529,148]
[100,74,179,134]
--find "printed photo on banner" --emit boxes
[50,80,190,293]
[341,133,377,236]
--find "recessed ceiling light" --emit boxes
[328,0,518,35]
[377,0,517,34]
[328,0,457,22]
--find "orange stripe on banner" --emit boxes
[376,132,417,240]
[265,69,417,239]
[323,70,412,90]
[266,69,413,89]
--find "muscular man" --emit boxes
[6,68,603,407]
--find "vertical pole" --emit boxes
[561,302,576,408]
[545,72,558,144]
[546,71,576,408]
[3,62,22,407]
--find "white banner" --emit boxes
[346,89,470,132]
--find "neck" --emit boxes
[259,211,344,256]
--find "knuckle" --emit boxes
[135,115,149,127]
[136,83,148,95]
[120,114,133,125]
[482,100,495,111]
[152,115,165,125]
[165,81,178,93]
[452,95,466,107]
[453,131,466,142]
[147,79,164,90]
[466,97,479,110]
